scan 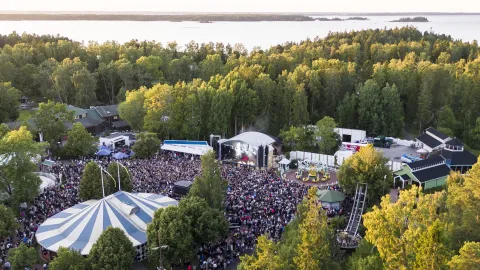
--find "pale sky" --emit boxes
[3,0,480,13]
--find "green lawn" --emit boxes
[16,110,32,122]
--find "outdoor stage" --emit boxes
[285,169,339,187]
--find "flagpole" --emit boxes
[117,162,121,191]
[101,166,105,198]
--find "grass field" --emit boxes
[16,110,32,122]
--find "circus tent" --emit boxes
[35,191,177,261]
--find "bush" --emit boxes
[289,159,299,169]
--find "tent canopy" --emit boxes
[42,160,55,167]
[316,189,346,203]
[36,191,177,255]
[95,149,111,156]
[222,132,275,148]
[161,140,212,156]
[113,152,129,160]
[278,158,291,165]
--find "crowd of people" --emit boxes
[1,152,318,269]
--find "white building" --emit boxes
[415,127,450,152]
[334,128,367,143]
[99,133,135,149]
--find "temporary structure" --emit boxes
[36,191,177,261]
[316,189,346,209]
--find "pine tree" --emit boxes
[294,187,337,270]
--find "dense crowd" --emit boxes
[1,152,309,269]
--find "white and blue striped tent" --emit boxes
[36,191,177,260]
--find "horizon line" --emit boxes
[1,11,480,15]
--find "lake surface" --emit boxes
[1,15,480,50]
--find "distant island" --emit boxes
[0,13,315,22]
[391,17,429,22]
[315,17,368,21]
[345,17,369,21]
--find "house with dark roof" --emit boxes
[395,135,478,189]
[94,104,130,131]
[436,138,478,174]
[66,105,107,136]
[415,127,451,152]
[394,156,451,189]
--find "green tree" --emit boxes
[232,81,259,133]
[7,243,38,270]
[179,196,228,245]
[0,204,17,239]
[279,126,315,152]
[448,242,480,270]
[118,88,147,131]
[115,58,136,90]
[96,61,120,104]
[291,86,310,126]
[446,167,480,250]
[337,144,391,205]
[294,187,338,270]
[49,247,88,270]
[131,132,160,158]
[0,127,47,204]
[64,122,97,158]
[208,88,234,136]
[252,74,276,133]
[33,101,74,145]
[239,235,284,270]
[358,80,404,136]
[189,151,227,210]
[136,55,165,86]
[0,82,21,123]
[363,186,450,270]
[79,161,115,200]
[316,116,340,154]
[147,196,228,267]
[337,93,358,129]
[51,57,86,104]
[199,54,224,81]
[414,220,452,270]
[87,227,136,270]
[436,105,457,137]
[347,239,384,270]
[107,162,133,193]
[0,123,10,139]
[73,68,97,108]
[143,84,174,137]
[147,207,194,265]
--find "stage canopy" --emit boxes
[222,132,275,147]
[161,140,213,156]
[36,191,177,257]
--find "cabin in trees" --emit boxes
[67,105,106,136]
[94,105,130,131]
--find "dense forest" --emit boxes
[1,27,480,149]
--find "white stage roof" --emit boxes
[222,132,275,147]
